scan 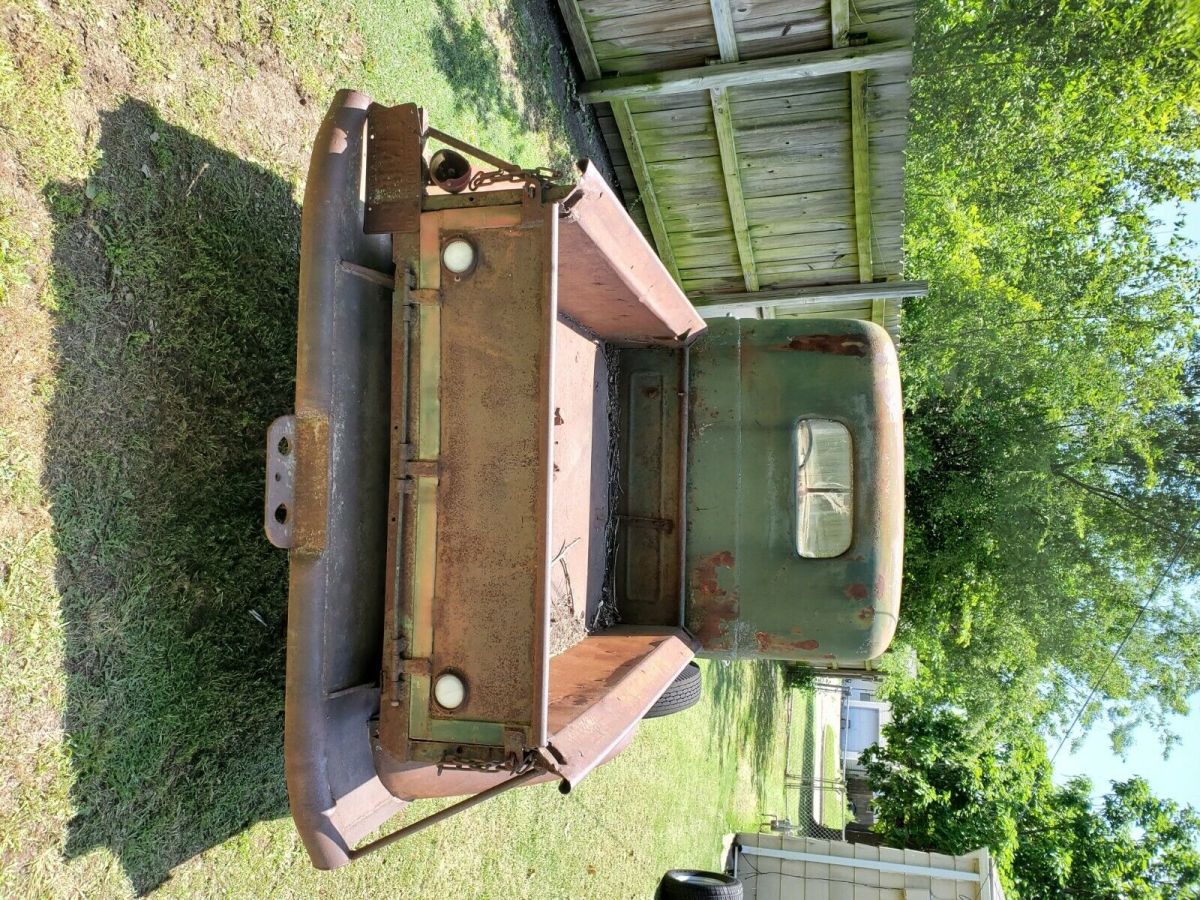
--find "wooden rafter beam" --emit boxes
[709,0,739,61]
[556,0,683,286]
[691,280,927,317]
[579,40,910,103]
[851,75,876,289]
[831,0,884,325]
[710,88,757,292]
[706,0,757,292]
[609,103,683,285]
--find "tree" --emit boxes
[1016,776,1200,899]
[897,0,1200,742]
[862,700,1200,897]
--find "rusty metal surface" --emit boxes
[422,184,573,212]
[426,207,556,735]
[374,754,556,799]
[542,626,697,791]
[549,317,611,635]
[364,103,426,234]
[264,415,296,548]
[349,769,544,861]
[557,162,706,345]
[685,318,904,665]
[613,348,685,626]
[284,89,403,870]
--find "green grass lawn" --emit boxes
[0,2,786,896]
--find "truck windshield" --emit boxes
[795,419,853,558]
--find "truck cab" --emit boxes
[265,92,903,869]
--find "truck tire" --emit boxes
[644,662,702,718]
[657,869,742,899]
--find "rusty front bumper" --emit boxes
[265,90,402,869]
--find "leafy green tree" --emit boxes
[897,0,1200,742]
[862,701,1200,896]
[1016,776,1200,899]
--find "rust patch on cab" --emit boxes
[843,582,868,601]
[692,550,734,597]
[755,632,819,653]
[691,595,736,648]
[689,551,737,648]
[784,334,868,356]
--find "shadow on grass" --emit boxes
[706,659,783,787]
[426,0,613,179]
[46,99,296,893]
[428,0,524,131]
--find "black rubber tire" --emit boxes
[644,662,702,718]
[657,869,742,899]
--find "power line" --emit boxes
[1049,517,1200,765]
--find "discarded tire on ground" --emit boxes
[657,869,742,899]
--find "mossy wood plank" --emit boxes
[591,48,717,76]
[690,279,926,310]
[587,9,722,42]
[592,29,720,59]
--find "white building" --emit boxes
[725,834,1006,900]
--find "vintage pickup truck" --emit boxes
[264,91,903,876]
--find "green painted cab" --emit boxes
[684,317,904,666]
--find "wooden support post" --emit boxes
[610,103,684,285]
[851,71,874,286]
[556,0,683,286]
[830,0,849,49]
[579,41,911,103]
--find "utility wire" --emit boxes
[1049,516,1200,764]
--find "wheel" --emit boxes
[657,869,742,899]
[644,661,702,718]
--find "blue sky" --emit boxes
[1055,704,1200,807]
[1052,199,1200,809]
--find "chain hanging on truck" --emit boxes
[437,744,543,777]
[468,166,562,192]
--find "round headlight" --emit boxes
[433,671,466,710]
[442,239,476,275]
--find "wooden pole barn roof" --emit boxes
[556,0,927,334]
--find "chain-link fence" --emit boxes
[766,677,852,840]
